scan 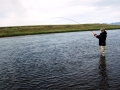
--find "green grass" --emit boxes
[0,24,120,37]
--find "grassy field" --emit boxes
[0,24,120,37]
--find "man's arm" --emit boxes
[94,34,100,39]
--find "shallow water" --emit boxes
[0,30,120,90]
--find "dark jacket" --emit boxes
[96,31,107,46]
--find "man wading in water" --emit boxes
[94,28,107,56]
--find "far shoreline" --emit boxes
[0,24,120,38]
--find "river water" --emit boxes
[0,30,120,90]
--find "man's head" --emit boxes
[100,28,105,33]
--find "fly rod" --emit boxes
[51,17,95,34]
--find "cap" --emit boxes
[100,28,105,31]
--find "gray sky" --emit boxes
[0,0,120,27]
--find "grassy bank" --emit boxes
[0,24,120,37]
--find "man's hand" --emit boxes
[94,34,97,37]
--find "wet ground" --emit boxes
[0,30,120,90]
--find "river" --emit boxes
[0,30,120,90]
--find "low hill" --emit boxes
[110,22,120,25]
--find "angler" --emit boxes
[94,28,107,56]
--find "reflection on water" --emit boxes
[99,56,109,90]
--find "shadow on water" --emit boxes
[98,56,109,90]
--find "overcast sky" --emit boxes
[0,0,120,27]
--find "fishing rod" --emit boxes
[51,17,95,35]
[91,31,95,35]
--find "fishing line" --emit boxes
[50,17,95,35]
[51,17,80,24]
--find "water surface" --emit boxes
[0,30,120,90]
